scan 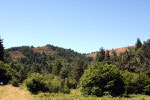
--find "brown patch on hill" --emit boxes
[9,51,24,59]
[9,46,54,59]
[33,46,54,55]
[87,46,136,59]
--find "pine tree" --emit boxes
[136,38,142,50]
[111,49,118,64]
[96,47,105,62]
[0,37,4,61]
[73,60,84,82]
[105,50,110,64]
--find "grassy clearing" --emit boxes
[0,85,32,100]
[34,89,150,100]
[0,85,150,100]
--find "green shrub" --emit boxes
[50,76,63,93]
[65,78,77,89]
[135,73,150,94]
[11,77,19,87]
[80,62,125,97]
[60,87,70,94]
[143,85,150,95]
[121,71,138,94]
[121,71,150,95]
[24,73,49,94]
[44,74,70,93]
[24,73,71,94]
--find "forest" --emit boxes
[1,37,150,99]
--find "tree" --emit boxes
[0,37,4,61]
[52,60,62,75]
[96,47,105,62]
[0,61,11,84]
[136,38,142,50]
[59,66,68,79]
[81,62,125,97]
[105,50,110,64]
[111,49,118,64]
[73,60,84,82]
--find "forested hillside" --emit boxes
[4,44,93,84]
[1,37,150,99]
[95,38,150,76]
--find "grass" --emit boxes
[34,89,150,100]
[1,85,150,100]
[0,85,31,100]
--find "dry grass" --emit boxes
[0,85,33,100]
[1,85,150,100]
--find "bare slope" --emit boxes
[87,46,135,59]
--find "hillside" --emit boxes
[4,44,93,83]
[87,46,135,58]
[2,38,150,99]
[8,46,54,59]
[6,45,92,60]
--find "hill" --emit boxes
[4,44,93,83]
[86,46,136,59]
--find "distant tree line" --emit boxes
[96,38,150,77]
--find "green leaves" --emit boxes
[24,73,71,94]
[24,73,48,94]
[80,62,124,97]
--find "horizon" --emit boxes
[0,0,150,53]
[3,43,136,54]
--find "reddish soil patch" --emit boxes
[87,46,135,59]
[33,46,54,55]
[9,51,24,59]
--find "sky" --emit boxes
[0,0,150,53]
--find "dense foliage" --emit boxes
[96,38,150,77]
[24,73,70,94]
[24,73,49,94]
[81,62,125,97]
[121,71,150,95]
[81,62,150,97]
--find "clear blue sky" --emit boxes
[0,0,150,53]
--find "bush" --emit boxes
[43,74,71,93]
[65,78,77,89]
[24,73,49,94]
[121,71,150,95]
[60,87,70,94]
[10,77,19,87]
[80,62,125,97]
[24,73,71,94]
[121,71,138,94]
[135,73,150,94]
[51,76,63,93]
